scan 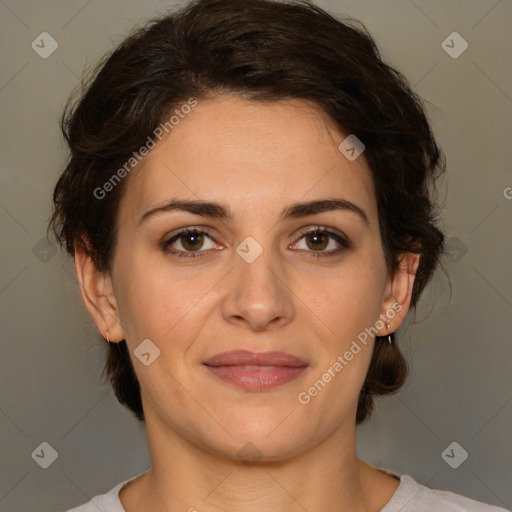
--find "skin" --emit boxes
[75,95,419,512]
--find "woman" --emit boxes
[50,0,507,510]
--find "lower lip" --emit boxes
[204,365,308,391]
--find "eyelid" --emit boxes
[294,224,347,242]
[165,225,216,241]
[162,226,222,254]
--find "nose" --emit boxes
[221,242,295,332]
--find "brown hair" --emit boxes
[49,0,445,424]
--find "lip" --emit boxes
[204,350,308,367]
[203,350,309,391]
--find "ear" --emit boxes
[73,237,124,343]
[378,252,420,335]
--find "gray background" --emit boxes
[0,0,511,511]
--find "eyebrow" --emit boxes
[138,198,370,226]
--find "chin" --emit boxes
[198,415,314,463]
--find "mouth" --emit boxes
[203,350,309,391]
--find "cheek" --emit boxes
[113,251,216,345]
[312,253,387,343]
[298,257,385,418]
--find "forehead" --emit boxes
[119,95,377,225]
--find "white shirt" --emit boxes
[64,467,509,511]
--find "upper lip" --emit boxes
[203,350,308,367]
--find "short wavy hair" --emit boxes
[49,0,445,424]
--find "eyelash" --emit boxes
[162,226,350,259]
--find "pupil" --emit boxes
[308,232,327,250]
[183,232,202,251]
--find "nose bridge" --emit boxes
[222,233,293,330]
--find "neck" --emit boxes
[120,415,382,512]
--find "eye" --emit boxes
[291,226,350,257]
[162,228,221,258]
[162,226,350,259]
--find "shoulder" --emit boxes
[62,471,146,512]
[427,485,510,512]
[63,484,122,511]
[380,469,509,512]
[62,469,150,511]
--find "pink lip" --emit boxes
[203,350,309,391]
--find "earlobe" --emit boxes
[73,238,124,343]
[379,252,420,335]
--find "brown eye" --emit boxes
[179,231,204,251]
[304,231,329,251]
[163,228,219,258]
[292,227,350,257]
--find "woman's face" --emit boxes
[103,95,406,460]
